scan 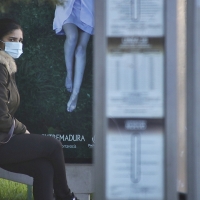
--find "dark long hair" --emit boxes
[0,18,22,40]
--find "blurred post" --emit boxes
[187,0,200,199]
[177,0,187,195]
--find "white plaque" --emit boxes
[106,0,164,37]
[106,126,164,199]
[106,50,164,118]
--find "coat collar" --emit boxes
[0,50,17,74]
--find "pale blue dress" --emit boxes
[53,0,94,35]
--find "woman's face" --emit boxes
[0,29,23,50]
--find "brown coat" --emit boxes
[0,51,26,143]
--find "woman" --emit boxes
[0,18,79,200]
[53,0,94,112]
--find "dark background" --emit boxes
[0,1,93,163]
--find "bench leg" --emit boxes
[27,185,32,200]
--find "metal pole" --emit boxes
[187,0,200,199]
[93,0,106,199]
[165,0,178,199]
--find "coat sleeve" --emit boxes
[0,64,26,135]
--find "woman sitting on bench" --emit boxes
[0,18,79,200]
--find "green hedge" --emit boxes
[0,178,28,200]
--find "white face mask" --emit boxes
[1,41,23,59]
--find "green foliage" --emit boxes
[0,178,29,200]
[0,0,64,13]
[0,1,93,161]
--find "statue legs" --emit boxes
[63,23,90,112]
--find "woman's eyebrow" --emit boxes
[9,37,23,40]
[9,37,17,40]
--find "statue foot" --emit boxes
[67,93,78,112]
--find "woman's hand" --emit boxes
[25,130,30,134]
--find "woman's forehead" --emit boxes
[6,29,23,39]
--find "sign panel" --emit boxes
[106,119,164,200]
[106,0,164,37]
[106,38,164,118]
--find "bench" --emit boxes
[0,164,93,200]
